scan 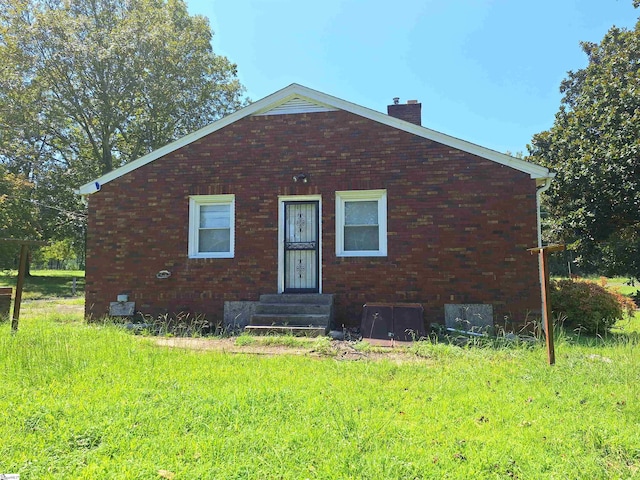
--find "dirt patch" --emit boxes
[22,298,84,316]
[55,304,84,314]
[154,337,312,356]
[152,337,423,363]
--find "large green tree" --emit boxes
[0,165,40,267]
[528,7,640,279]
[0,0,246,264]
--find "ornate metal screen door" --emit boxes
[284,201,319,293]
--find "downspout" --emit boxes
[536,176,553,329]
[74,184,99,276]
[535,177,553,248]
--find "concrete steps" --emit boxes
[250,313,329,327]
[244,294,333,336]
[243,325,326,337]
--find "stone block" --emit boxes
[109,301,135,316]
[224,301,259,332]
[445,304,493,332]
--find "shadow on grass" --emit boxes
[0,272,85,299]
[555,315,640,348]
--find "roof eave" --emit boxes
[76,83,553,195]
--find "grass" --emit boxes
[0,271,639,478]
[602,276,640,296]
[1,310,639,477]
[0,269,85,299]
[611,310,640,334]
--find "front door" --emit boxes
[284,201,319,293]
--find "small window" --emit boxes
[336,190,387,257]
[189,195,235,258]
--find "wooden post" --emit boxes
[529,244,565,365]
[12,243,29,332]
[1,239,49,333]
[539,249,555,365]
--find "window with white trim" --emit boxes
[335,190,387,257]
[188,194,235,258]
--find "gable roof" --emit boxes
[77,83,553,195]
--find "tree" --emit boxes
[528,7,640,280]
[2,0,245,176]
[37,238,77,269]
[0,0,246,265]
[0,165,39,268]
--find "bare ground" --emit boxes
[152,337,423,362]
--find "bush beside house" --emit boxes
[550,279,636,334]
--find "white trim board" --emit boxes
[76,83,553,196]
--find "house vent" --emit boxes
[253,96,338,116]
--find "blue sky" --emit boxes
[186,0,638,155]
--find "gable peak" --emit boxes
[252,94,338,116]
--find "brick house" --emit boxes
[77,84,553,334]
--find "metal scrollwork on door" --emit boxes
[295,213,306,233]
[296,259,306,279]
[285,242,317,250]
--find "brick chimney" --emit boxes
[387,98,422,126]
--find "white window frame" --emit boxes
[188,194,235,258]
[335,189,387,257]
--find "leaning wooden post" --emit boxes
[12,243,29,332]
[1,238,48,333]
[528,244,565,365]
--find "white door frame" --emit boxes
[277,194,322,294]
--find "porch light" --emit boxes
[293,173,308,183]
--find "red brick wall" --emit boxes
[86,110,541,330]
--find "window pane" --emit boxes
[345,201,378,225]
[344,225,379,251]
[199,229,230,253]
[200,204,230,229]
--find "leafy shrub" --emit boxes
[550,279,635,334]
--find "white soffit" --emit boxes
[252,96,338,116]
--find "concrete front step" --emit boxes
[255,303,331,315]
[259,294,334,305]
[244,325,326,337]
[245,293,334,336]
[250,313,329,327]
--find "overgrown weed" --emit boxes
[97,311,213,337]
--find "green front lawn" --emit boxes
[1,311,638,478]
[0,272,638,478]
